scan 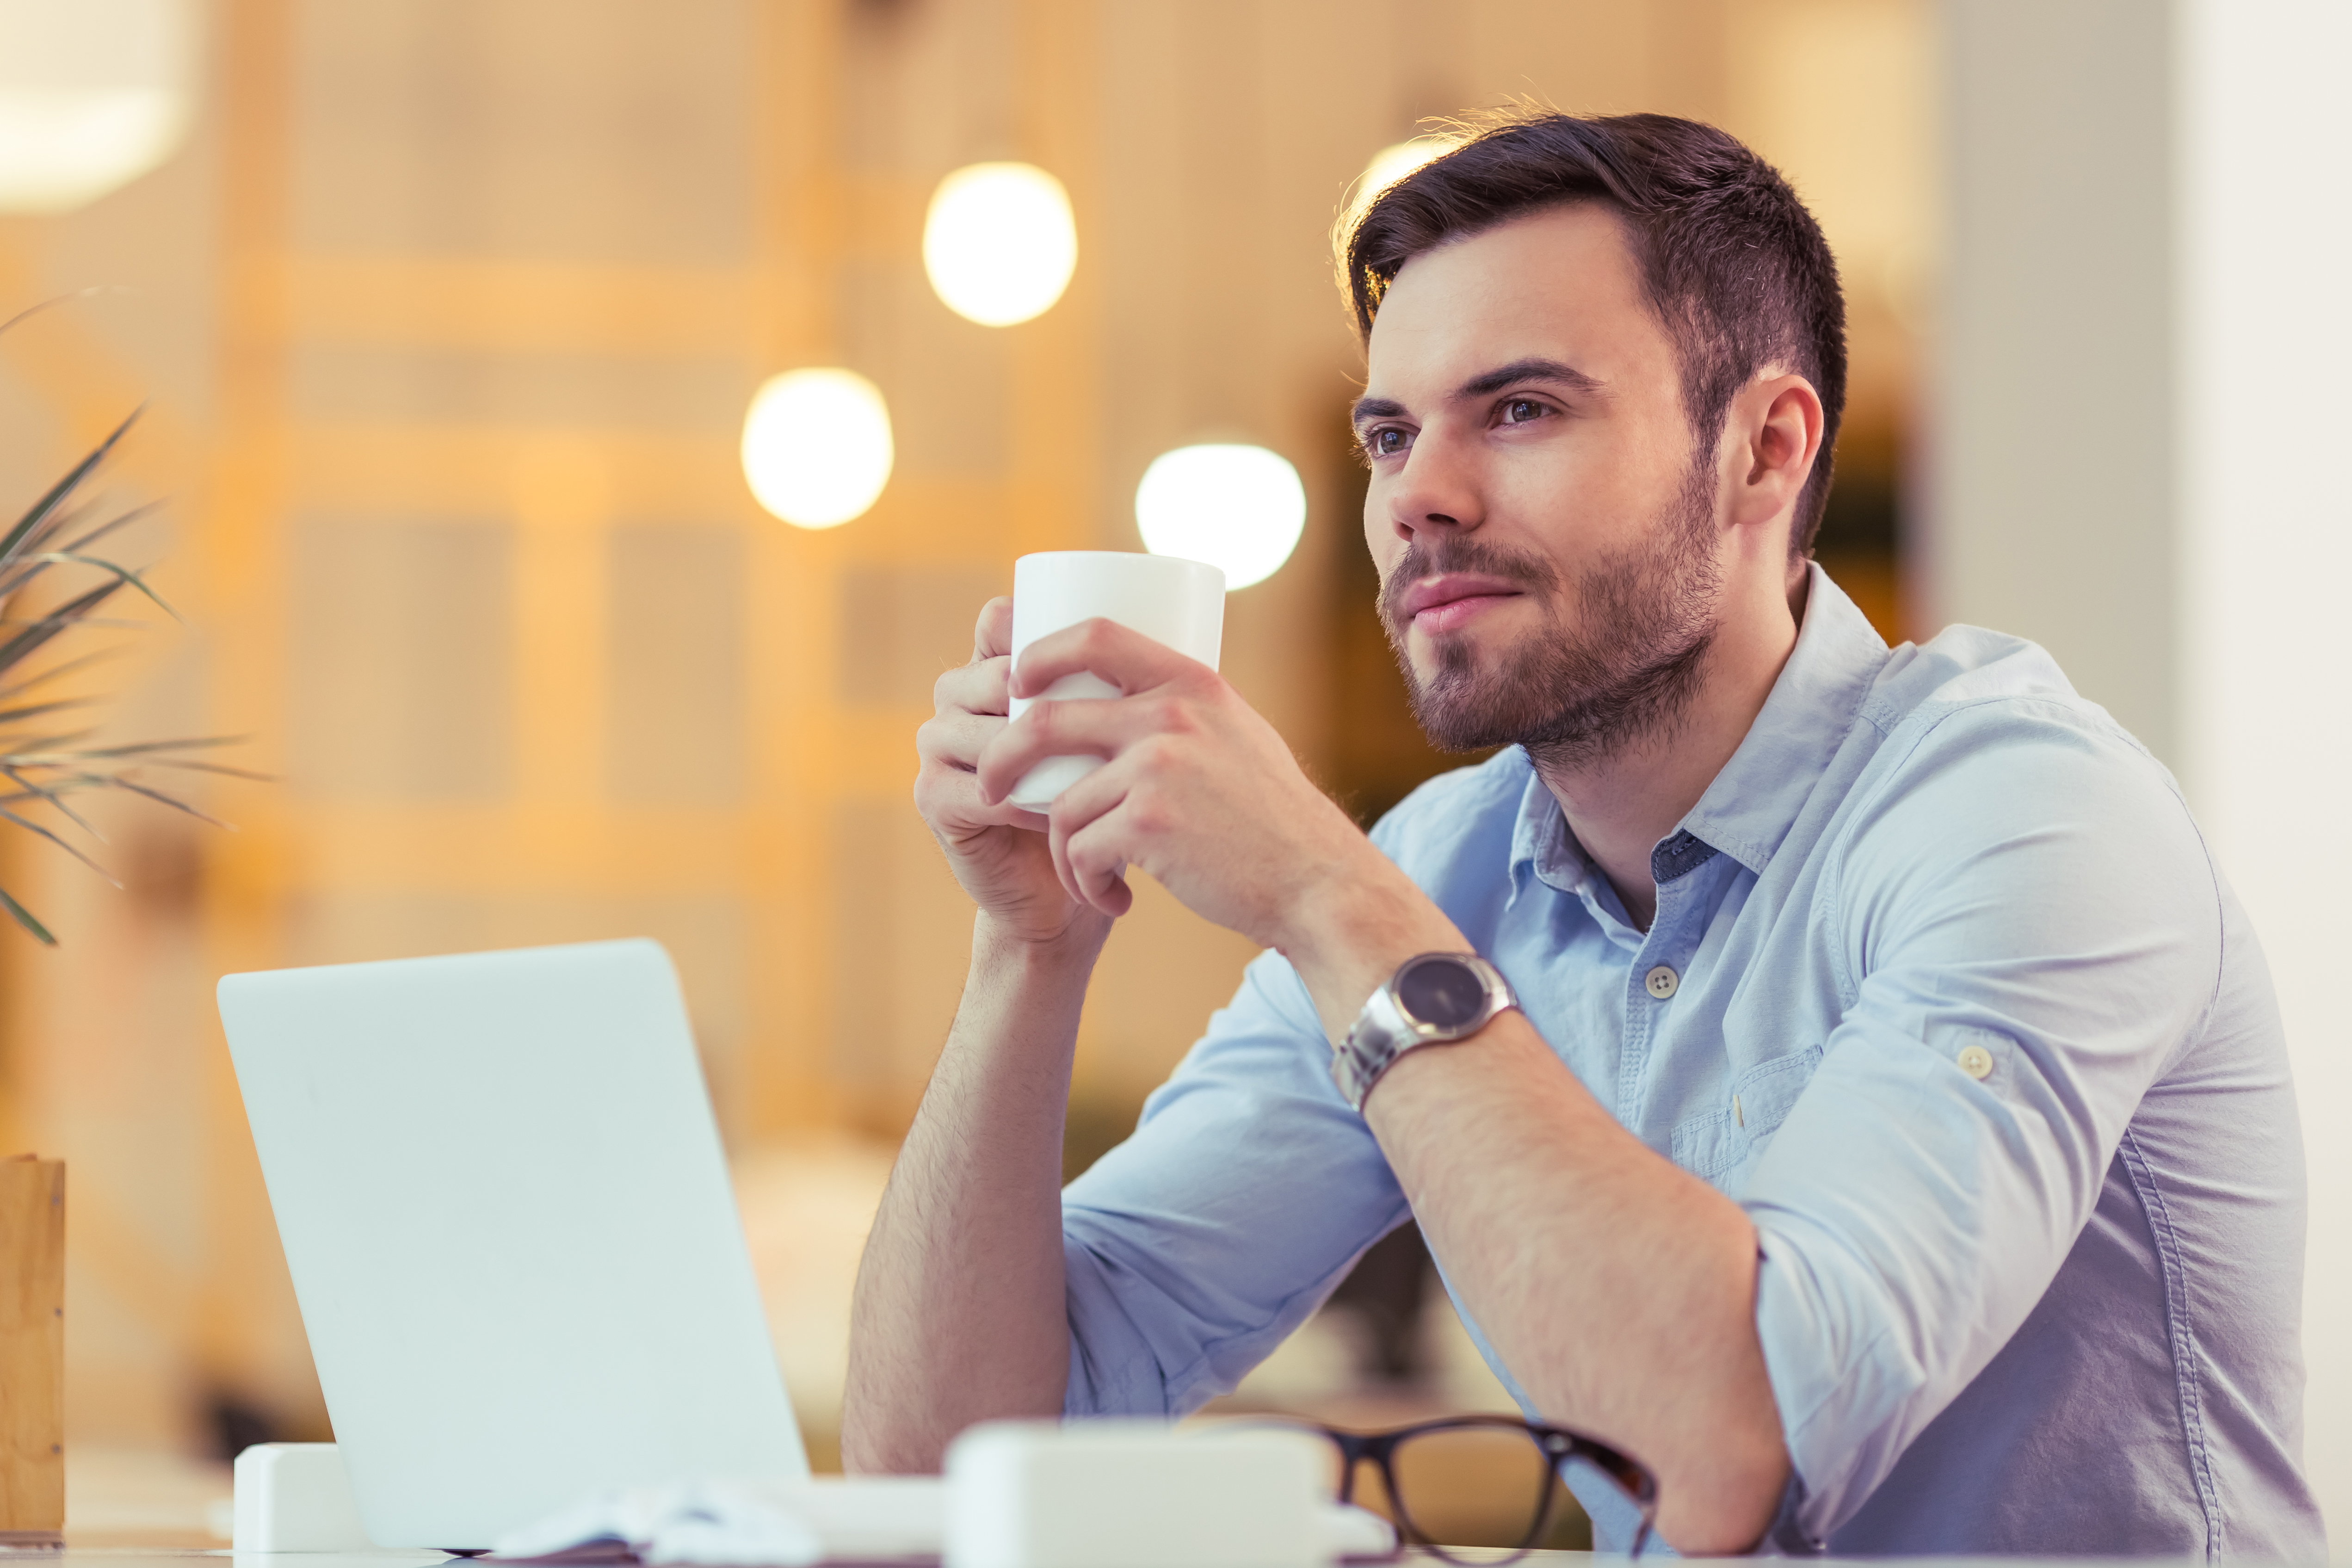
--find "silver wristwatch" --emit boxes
[1331,951,1519,1111]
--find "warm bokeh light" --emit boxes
[740,368,894,529]
[1135,444,1306,592]
[0,0,198,212]
[921,161,1078,327]
[1342,135,1458,232]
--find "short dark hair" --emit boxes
[1340,111,1848,556]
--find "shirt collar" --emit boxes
[1677,561,1889,876]
[1508,753,1580,899]
[1504,562,1889,889]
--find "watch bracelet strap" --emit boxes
[1331,985,1412,1111]
[1331,953,1520,1112]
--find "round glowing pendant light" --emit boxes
[740,369,894,530]
[1135,444,1306,592]
[0,0,198,212]
[922,161,1078,327]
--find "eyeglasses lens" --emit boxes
[1386,1424,1587,1552]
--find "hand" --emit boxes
[974,617,1392,953]
[914,599,1112,952]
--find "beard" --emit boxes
[1378,459,1723,772]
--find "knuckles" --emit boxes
[935,655,1008,715]
[1021,699,1063,746]
[1071,617,1122,660]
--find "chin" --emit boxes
[1410,625,1491,680]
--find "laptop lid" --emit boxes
[219,938,808,1548]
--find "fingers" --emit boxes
[1039,747,1168,917]
[917,705,1049,838]
[914,736,1051,840]
[1010,617,1204,703]
[916,706,1002,774]
[974,596,1014,661]
[934,652,1012,721]
[1047,783,1137,919]
[975,692,1190,808]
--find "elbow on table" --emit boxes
[1649,1406,1794,1556]
[838,1395,942,1477]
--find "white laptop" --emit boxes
[219,938,819,1549]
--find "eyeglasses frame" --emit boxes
[1296,1413,1658,1563]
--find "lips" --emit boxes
[1399,574,1525,635]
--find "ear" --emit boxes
[1726,373,1826,538]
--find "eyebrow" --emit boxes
[1349,357,1606,426]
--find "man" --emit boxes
[844,111,2322,1557]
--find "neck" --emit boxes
[1531,567,1809,930]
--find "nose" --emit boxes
[1379,428,1484,544]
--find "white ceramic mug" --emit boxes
[1006,551,1226,810]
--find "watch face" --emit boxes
[1395,956,1489,1031]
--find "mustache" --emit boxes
[1379,536,1563,630]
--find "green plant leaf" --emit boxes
[104,776,228,829]
[0,647,121,703]
[0,404,143,570]
[12,554,181,621]
[0,575,129,677]
[0,803,118,884]
[0,884,57,945]
[42,734,250,759]
[0,695,103,726]
[0,502,169,608]
[55,500,162,559]
[145,757,273,781]
[1,764,105,839]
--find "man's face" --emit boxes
[1355,202,1724,764]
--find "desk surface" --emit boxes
[0,1553,1605,1567]
[0,1556,451,1566]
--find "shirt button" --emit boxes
[1957,1043,1995,1080]
[1644,965,1679,1000]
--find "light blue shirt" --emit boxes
[1057,566,2323,1558]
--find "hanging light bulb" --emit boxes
[1135,444,1306,592]
[922,162,1078,327]
[740,369,893,530]
[0,0,199,212]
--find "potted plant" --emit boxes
[0,321,251,943]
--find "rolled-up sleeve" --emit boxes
[1060,948,1409,1416]
[1744,699,2224,1541]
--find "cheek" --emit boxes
[1363,488,1403,569]
[1499,430,1671,549]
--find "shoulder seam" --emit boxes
[1821,690,2185,1004]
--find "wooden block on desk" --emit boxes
[0,1155,64,1541]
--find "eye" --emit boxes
[1362,425,1412,459]
[1499,397,1553,426]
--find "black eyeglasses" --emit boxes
[1290,1414,1657,1563]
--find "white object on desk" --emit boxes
[217,940,804,1549]
[493,1474,943,1566]
[492,1441,1387,1568]
[232,1444,374,1553]
[944,1420,1375,1568]
[1005,551,1225,810]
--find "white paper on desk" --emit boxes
[491,1475,944,1566]
[491,1475,1395,1566]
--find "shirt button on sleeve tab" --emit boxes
[1957,1043,1995,1080]
[1644,964,1679,1000]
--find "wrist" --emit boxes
[1273,849,1467,1042]
[973,906,1111,972]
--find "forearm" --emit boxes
[1367,1029,1787,1552]
[841,913,1104,1473]
[1278,864,1787,1553]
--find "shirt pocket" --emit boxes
[1670,1046,1824,1183]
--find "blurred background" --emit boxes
[0,0,2342,1548]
